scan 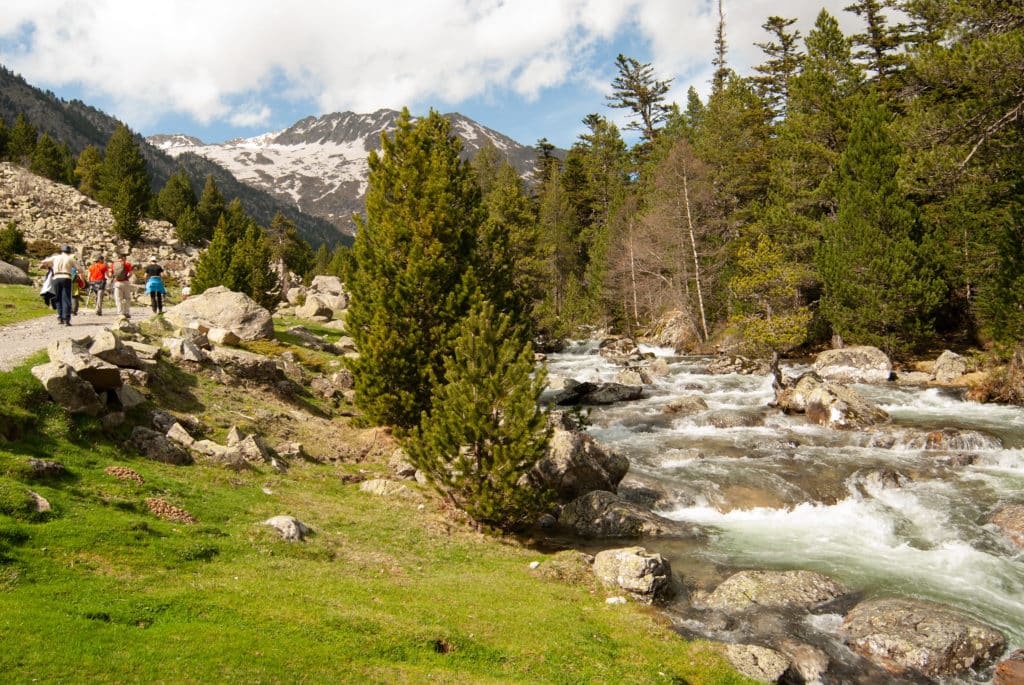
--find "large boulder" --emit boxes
[163,286,274,341]
[0,260,31,285]
[598,337,645,365]
[532,429,629,502]
[698,570,847,612]
[307,275,349,311]
[812,345,892,384]
[88,330,142,369]
[552,379,644,406]
[47,339,122,391]
[558,490,694,539]
[778,373,889,430]
[933,349,967,383]
[842,598,1005,679]
[296,294,333,320]
[592,546,674,604]
[30,362,104,415]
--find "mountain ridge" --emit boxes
[149,109,544,236]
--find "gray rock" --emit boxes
[207,346,283,384]
[166,422,196,448]
[296,294,333,320]
[812,345,892,384]
[663,396,708,415]
[0,259,31,284]
[262,515,310,542]
[89,330,142,369]
[113,384,147,410]
[933,349,967,383]
[779,374,889,430]
[162,337,207,363]
[706,355,770,375]
[31,361,104,415]
[598,337,644,364]
[699,570,847,612]
[359,479,409,496]
[27,490,51,513]
[127,426,193,465]
[207,327,241,346]
[163,286,274,341]
[27,459,67,479]
[531,429,629,503]
[592,546,674,604]
[552,379,643,406]
[308,275,349,310]
[843,597,1005,678]
[47,339,122,391]
[558,490,694,539]
[722,644,791,684]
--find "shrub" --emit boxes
[0,222,27,261]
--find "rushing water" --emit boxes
[543,341,1024,680]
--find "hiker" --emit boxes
[87,254,110,315]
[144,256,166,314]
[40,245,79,326]
[112,252,134,319]
[70,267,86,316]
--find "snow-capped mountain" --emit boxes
[149,110,540,237]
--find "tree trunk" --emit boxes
[682,167,709,341]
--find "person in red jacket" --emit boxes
[87,254,110,315]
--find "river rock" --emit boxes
[552,379,644,406]
[614,368,652,386]
[598,337,644,364]
[30,361,104,415]
[592,546,674,604]
[262,515,310,542]
[774,638,829,684]
[558,490,693,538]
[990,504,1024,548]
[663,396,708,415]
[163,286,274,341]
[995,649,1024,685]
[812,345,892,384]
[912,427,1001,451]
[0,259,31,284]
[531,429,629,502]
[801,377,889,430]
[706,355,770,375]
[699,570,847,612]
[722,644,791,684]
[933,350,967,383]
[842,598,1006,678]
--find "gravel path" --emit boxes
[0,308,154,372]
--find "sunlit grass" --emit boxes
[0,284,52,326]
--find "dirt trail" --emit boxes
[0,309,154,372]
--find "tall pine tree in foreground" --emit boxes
[818,96,944,354]
[404,300,552,531]
[346,109,484,429]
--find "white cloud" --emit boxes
[0,0,871,138]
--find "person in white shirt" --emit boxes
[40,245,80,326]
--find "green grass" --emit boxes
[0,284,52,326]
[0,346,753,684]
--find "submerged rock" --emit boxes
[558,490,694,539]
[842,598,1005,678]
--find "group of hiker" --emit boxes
[39,247,169,326]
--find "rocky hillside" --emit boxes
[0,162,198,282]
[150,110,542,237]
[0,66,341,247]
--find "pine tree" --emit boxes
[726,233,813,354]
[229,222,278,309]
[8,113,37,166]
[174,205,203,245]
[157,169,197,226]
[74,145,103,199]
[196,174,226,240]
[817,96,945,354]
[346,108,484,429]
[98,124,151,214]
[404,300,552,531]
[190,214,233,294]
[844,0,909,88]
[712,0,729,95]
[752,16,803,121]
[111,176,148,243]
[268,212,314,277]
[606,54,673,156]
[29,133,73,184]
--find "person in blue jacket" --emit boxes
[144,256,167,314]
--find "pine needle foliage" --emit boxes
[404,301,553,531]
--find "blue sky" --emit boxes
[0,1,861,150]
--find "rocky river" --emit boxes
[542,340,1024,684]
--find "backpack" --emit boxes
[113,260,127,281]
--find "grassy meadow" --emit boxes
[0,284,52,326]
[0,324,752,684]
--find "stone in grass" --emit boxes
[262,515,311,542]
[592,546,674,604]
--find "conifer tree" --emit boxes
[174,205,203,246]
[309,243,331,277]
[817,96,945,354]
[74,145,103,199]
[190,214,233,294]
[606,54,674,148]
[844,0,909,88]
[404,300,552,531]
[346,108,484,429]
[8,113,37,166]
[157,169,197,226]
[98,124,151,213]
[268,212,314,277]
[111,176,148,243]
[229,222,278,309]
[29,133,73,184]
[752,16,803,120]
[196,174,227,240]
[0,115,8,160]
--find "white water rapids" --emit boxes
[543,342,1024,675]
